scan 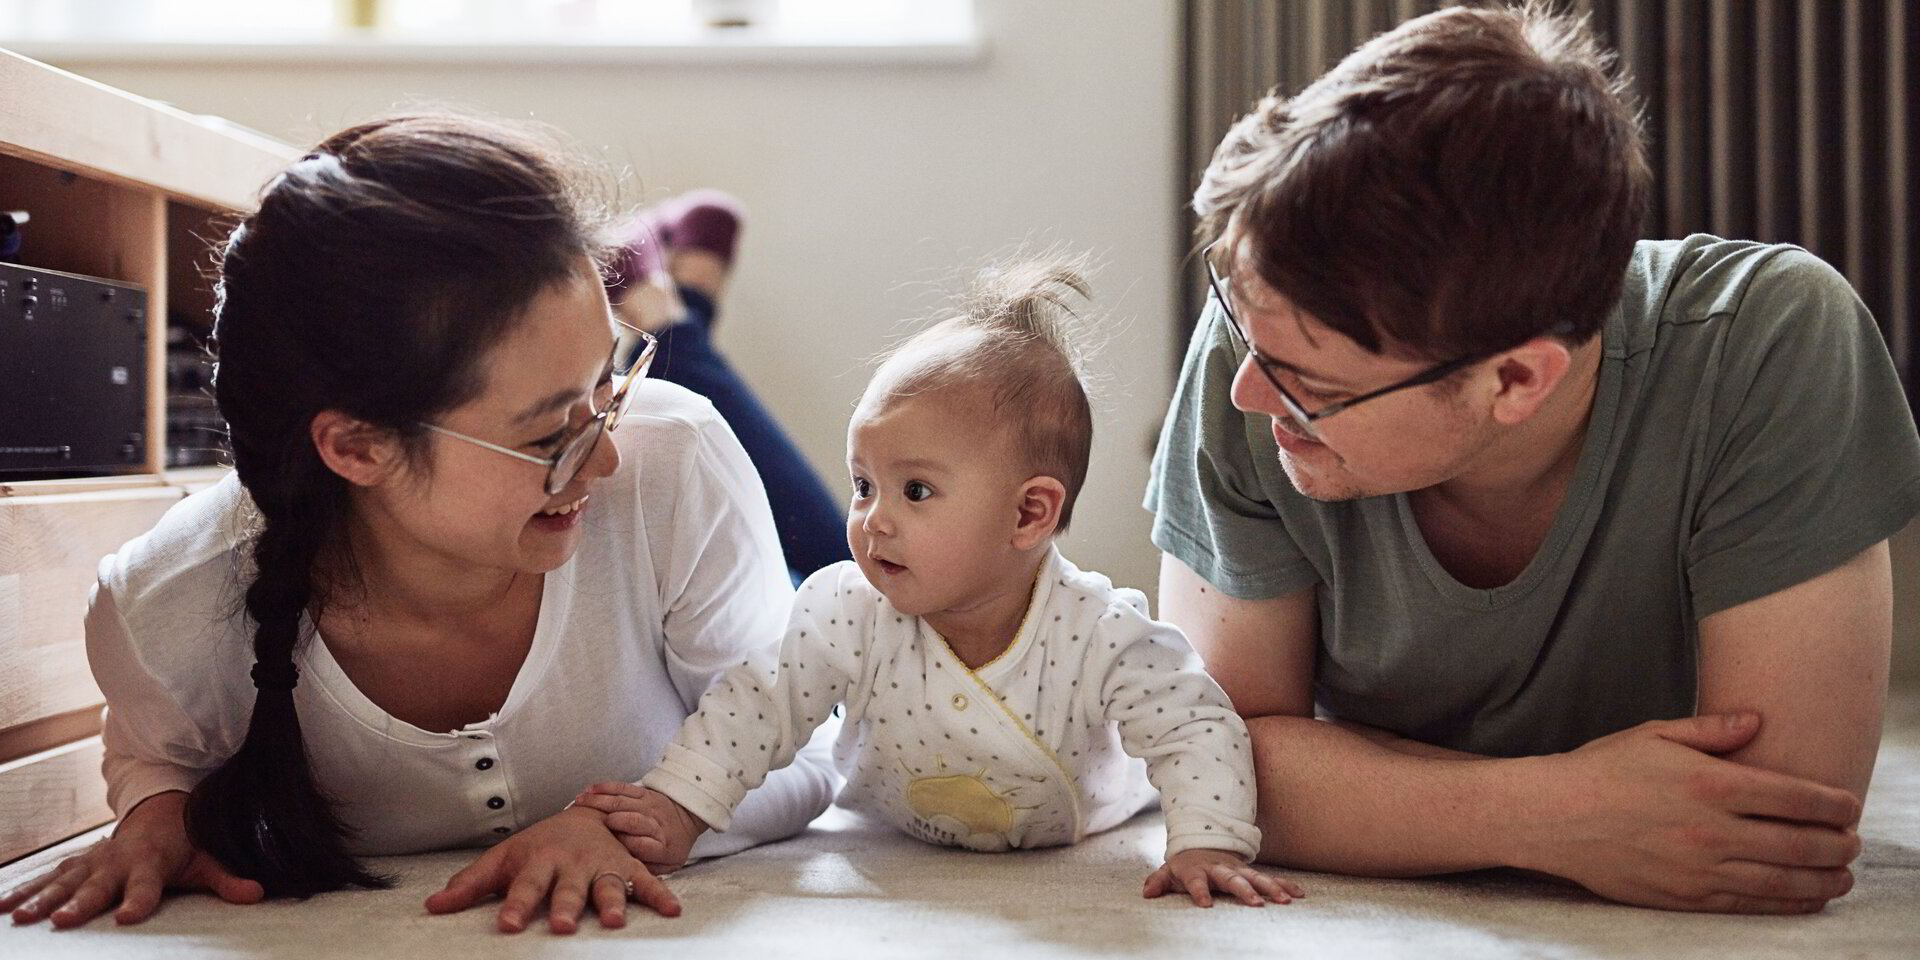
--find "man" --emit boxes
[1147,4,1920,914]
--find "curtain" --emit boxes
[1179,0,1918,404]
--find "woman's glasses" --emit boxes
[419,323,658,495]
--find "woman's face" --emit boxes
[360,262,625,579]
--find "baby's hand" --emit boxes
[1143,848,1305,908]
[571,783,709,875]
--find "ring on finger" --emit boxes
[590,870,635,901]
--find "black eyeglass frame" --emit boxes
[1203,241,1570,440]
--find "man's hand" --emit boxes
[1516,712,1861,914]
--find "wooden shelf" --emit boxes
[0,48,296,210]
[0,737,110,865]
[0,49,289,863]
[0,474,171,499]
[164,465,233,495]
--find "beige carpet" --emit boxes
[6,693,1917,959]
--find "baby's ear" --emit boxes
[1011,476,1067,550]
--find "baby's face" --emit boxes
[845,390,1027,619]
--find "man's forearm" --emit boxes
[1320,717,1482,761]
[1247,715,1536,876]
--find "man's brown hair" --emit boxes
[1195,2,1651,360]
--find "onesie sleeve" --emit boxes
[1094,599,1261,859]
[645,563,865,831]
[684,715,842,859]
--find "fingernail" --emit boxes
[1725,712,1756,729]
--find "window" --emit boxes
[0,0,978,61]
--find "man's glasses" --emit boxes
[420,323,658,495]
[1204,242,1524,442]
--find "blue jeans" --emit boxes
[649,288,852,581]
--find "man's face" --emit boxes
[1219,254,1498,501]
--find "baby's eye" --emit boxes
[529,427,569,453]
[904,480,933,502]
[851,477,873,499]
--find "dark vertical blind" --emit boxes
[1180,0,1917,404]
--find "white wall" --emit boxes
[53,0,1184,593]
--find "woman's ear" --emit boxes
[310,410,403,488]
[1011,476,1067,550]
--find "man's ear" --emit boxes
[1011,476,1067,551]
[1487,336,1575,427]
[310,410,404,488]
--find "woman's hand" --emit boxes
[1516,713,1863,914]
[424,805,679,933]
[571,782,709,875]
[0,791,264,928]
[1143,847,1304,907]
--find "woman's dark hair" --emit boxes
[190,114,608,898]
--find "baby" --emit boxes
[576,262,1302,907]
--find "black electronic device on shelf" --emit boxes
[0,261,150,477]
[164,323,226,468]
[0,211,28,262]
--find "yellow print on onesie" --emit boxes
[900,757,1042,851]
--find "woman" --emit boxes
[0,114,836,933]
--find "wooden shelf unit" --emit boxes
[0,48,295,864]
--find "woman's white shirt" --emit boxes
[86,380,838,857]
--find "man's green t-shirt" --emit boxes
[1146,236,1920,757]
